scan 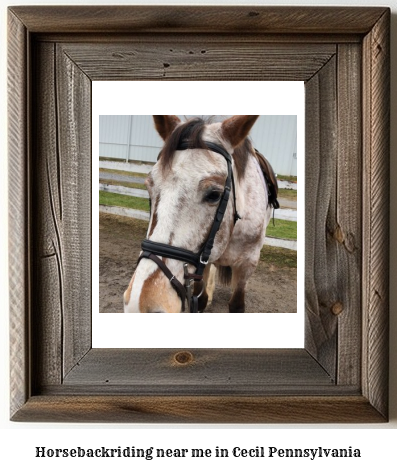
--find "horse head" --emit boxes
[124,115,260,313]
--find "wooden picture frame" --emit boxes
[8,6,390,423]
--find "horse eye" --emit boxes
[205,190,222,203]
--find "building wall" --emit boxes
[99,115,298,176]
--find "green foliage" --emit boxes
[260,245,297,268]
[277,174,297,183]
[100,179,147,191]
[266,219,297,240]
[99,191,150,212]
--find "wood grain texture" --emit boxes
[304,56,338,377]
[8,10,30,419]
[35,33,363,45]
[60,42,335,82]
[8,5,390,423]
[11,396,385,424]
[335,44,362,386]
[31,42,92,387]
[62,349,333,393]
[32,42,63,387]
[305,43,363,386]
[9,6,387,34]
[362,9,390,419]
[55,45,92,377]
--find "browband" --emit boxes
[176,141,232,164]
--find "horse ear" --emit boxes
[221,115,259,148]
[153,115,181,141]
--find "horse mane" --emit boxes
[159,117,207,168]
[158,116,250,180]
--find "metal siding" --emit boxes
[99,115,131,160]
[99,115,298,175]
[250,116,297,176]
[99,115,130,144]
[128,116,163,162]
[99,143,128,160]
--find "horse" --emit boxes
[123,115,279,313]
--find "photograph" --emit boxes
[98,114,298,314]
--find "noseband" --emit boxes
[137,141,240,313]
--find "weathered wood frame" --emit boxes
[8,6,390,423]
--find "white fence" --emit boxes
[99,161,297,250]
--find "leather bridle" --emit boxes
[137,141,240,313]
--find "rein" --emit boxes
[137,141,238,313]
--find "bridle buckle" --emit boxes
[183,263,206,312]
[183,263,195,312]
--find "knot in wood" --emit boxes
[333,225,344,244]
[174,351,194,365]
[331,302,344,316]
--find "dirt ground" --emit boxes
[99,212,297,313]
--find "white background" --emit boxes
[1,0,396,469]
[93,81,305,348]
